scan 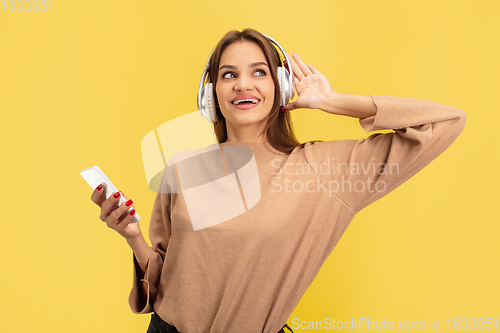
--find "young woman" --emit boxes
[91,28,466,333]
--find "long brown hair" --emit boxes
[206,28,321,154]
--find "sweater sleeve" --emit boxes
[128,169,173,314]
[305,94,467,214]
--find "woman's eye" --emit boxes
[221,70,266,79]
[222,72,235,79]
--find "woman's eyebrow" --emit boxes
[219,62,269,70]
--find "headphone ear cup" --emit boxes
[277,67,285,107]
[205,83,217,123]
[199,83,217,123]
[277,67,290,107]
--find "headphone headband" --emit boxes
[260,32,294,99]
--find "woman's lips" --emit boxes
[231,101,260,110]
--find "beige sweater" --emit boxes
[129,95,466,333]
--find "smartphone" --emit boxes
[80,165,140,223]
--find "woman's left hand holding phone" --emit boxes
[91,185,141,240]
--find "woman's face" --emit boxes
[215,40,275,139]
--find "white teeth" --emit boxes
[232,99,260,105]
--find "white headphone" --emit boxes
[197,32,295,123]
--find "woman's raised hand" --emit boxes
[91,185,142,240]
[282,52,341,112]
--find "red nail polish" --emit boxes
[281,108,286,112]
[125,199,133,206]
[97,184,103,191]
[114,192,121,199]
[130,209,136,215]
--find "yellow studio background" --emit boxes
[0,0,497,332]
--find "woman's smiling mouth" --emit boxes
[231,94,261,109]
[231,99,261,110]
[232,98,260,105]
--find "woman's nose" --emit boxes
[234,75,253,91]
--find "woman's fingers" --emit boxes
[283,100,298,111]
[91,183,107,206]
[99,191,122,222]
[285,52,317,83]
[292,74,298,90]
[286,51,305,81]
[293,71,302,85]
[109,199,135,226]
[292,53,313,77]
[307,64,321,75]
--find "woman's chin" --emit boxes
[225,114,267,128]
[224,109,269,123]
[230,118,264,126]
